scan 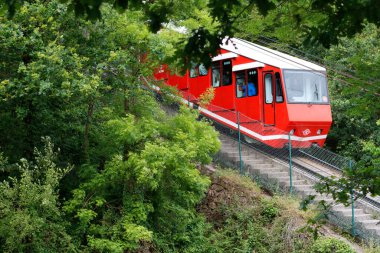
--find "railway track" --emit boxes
[213,120,380,240]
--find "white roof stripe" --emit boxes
[212,52,238,62]
[221,38,326,71]
[232,62,265,72]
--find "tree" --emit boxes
[2,0,380,69]
[0,138,75,252]
[63,105,220,252]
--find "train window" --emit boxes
[265,74,273,104]
[236,71,246,98]
[247,69,258,96]
[199,63,208,76]
[190,63,208,78]
[189,62,199,78]
[275,72,284,102]
[222,60,232,85]
[283,70,329,104]
[235,69,258,98]
[212,62,221,87]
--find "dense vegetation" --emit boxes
[0,0,379,251]
[0,2,221,251]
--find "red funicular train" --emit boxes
[154,38,332,148]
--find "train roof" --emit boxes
[219,38,326,72]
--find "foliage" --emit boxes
[63,106,220,252]
[207,205,270,253]
[0,0,165,164]
[314,24,380,202]
[1,0,380,251]
[325,23,379,157]
[310,237,355,253]
[326,23,380,121]
[0,1,221,251]
[4,0,378,70]
[260,199,279,222]
[196,169,338,253]
[0,138,74,252]
[198,87,215,107]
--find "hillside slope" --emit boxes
[197,167,358,253]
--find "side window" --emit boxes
[265,74,273,104]
[199,63,208,76]
[275,72,284,102]
[236,71,246,98]
[247,69,258,96]
[189,62,198,78]
[222,60,232,85]
[212,62,221,87]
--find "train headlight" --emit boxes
[289,129,295,135]
[317,129,322,135]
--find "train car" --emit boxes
[154,38,332,148]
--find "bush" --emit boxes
[310,237,355,253]
[261,199,279,223]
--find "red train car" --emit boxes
[154,38,332,148]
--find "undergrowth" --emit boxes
[153,168,380,252]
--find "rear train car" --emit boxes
[154,38,332,148]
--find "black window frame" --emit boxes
[211,60,233,87]
[190,63,208,78]
[264,73,273,104]
[275,72,284,103]
[222,60,232,86]
[211,62,221,87]
[247,69,258,97]
[235,68,259,98]
[198,63,208,76]
[235,71,246,98]
[189,67,198,78]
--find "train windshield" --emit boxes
[283,70,329,104]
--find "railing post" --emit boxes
[237,111,243,175]
[349,160,356,237]
[288,133,293,194]
[187,95,190,107]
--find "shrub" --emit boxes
[310,237,355,253]
[261,200,279,222]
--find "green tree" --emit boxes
[64,106,220,252]
[0,138,75,252]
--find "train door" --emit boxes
[211,60,234,110]
[234,68,260,120]
[263,72,275,125]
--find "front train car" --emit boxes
[282,69,332,147]
[221,38,332,148]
